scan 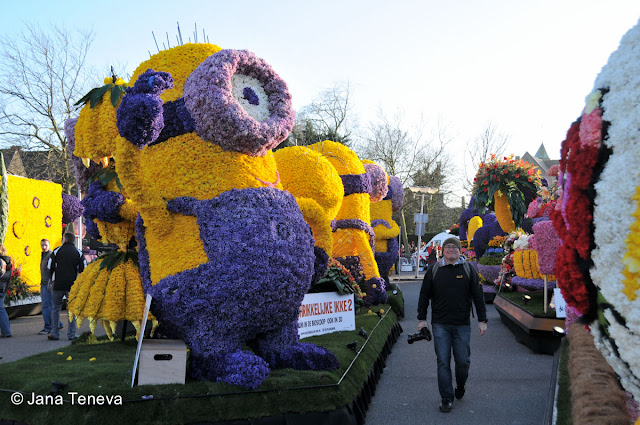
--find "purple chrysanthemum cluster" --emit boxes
[388,176,404,212]
[82,181,125,224]
[183,49,295,157]
[471,213,506,258]
[146,187,338,388]
[61,193,85,225]
[476,264,500,284]
[341,174,372,196]
[511,277,556,291]
[117,69,174,148]
[375,238,399,284]
[364,163,388,202]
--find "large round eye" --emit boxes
[230,74,269,122]
[183,49,295,157]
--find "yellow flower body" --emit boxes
[274,146,344,257]
[129,43,222,103]
[116,134,282,284]
[4,176,62,289]
[513,250,542,279]
[74,79,127,161]
[273,146,343,220]
[622,179,640,300]
[494,189,516,233]
[307,141,382,281]
[468,216,483,243]
[68,258,153,335]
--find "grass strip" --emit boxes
[0,295,402,424]
[555,338,572,425]
[499,291,558,317]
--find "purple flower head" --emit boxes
[183,49,295,157]
[117,69,174,148]
[364,163,388,202]
[388,176,404,212]
[61,193,85,224]
[64,118,102,192]
[81,181,125,224]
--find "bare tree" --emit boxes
[356,109,457,249]
[0,24,94,192]
[287,81,357,147]
[463,121,510,193]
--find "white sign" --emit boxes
[298,292,356,339]
[554,288,567,319]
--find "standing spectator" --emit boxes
[48,233,86,341]
[417,237,487,413]
[38,239,63,335]
[0,244,13,338]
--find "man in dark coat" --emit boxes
[48,233,86,341]
[417,237,487,413]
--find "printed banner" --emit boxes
[298,292,356,339]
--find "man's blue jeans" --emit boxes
[432,323,471,402]
[50,290,76,339]
[0,293,11,336]
[40,284,62,332]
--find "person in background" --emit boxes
[417,237,487,413]
[38,239,63,336]
[0,244,13,338]
[48,233,86,341]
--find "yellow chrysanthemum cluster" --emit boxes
[513,250,542,279]
[68,258,155,340]
[364,162,399,257]
[116,133,282,283]
[308,141,382,283]
[622,178,640,301]
[129,43,222,102]
[4,176,62,289]
[494,189,516,233]
[73,78,127,162]
[274,146,344,257]
[468,216,483,243]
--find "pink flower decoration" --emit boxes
[579,107,603,148]
[533,220,560,275]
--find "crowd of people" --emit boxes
[0,233,86,340]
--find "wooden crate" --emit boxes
[138,339,187,385]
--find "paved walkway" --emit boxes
[366,273,556,425]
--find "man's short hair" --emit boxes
[63,233,75,243]
[41,238,50,244]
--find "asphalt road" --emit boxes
[366,274,555,425]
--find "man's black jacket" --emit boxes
[417,259,487,325]
[49,242,86,292]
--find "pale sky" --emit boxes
[3,0,640,201]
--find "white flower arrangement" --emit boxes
[512,234,530,251]
[586,16,640,401]
[230,73,270,122]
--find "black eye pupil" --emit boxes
[243,87,260,105]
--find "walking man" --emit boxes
[417,237,487,413]
[48,233,86,341]
[38,239,63,335]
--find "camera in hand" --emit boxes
[407,327,432,344]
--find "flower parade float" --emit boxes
[548,18,640,423]
[0,152,82,319]
[0,42,406,425]
[307,140,389,306]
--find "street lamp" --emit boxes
[409,186,438,278]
